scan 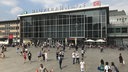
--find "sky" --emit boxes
[0,0,128,21]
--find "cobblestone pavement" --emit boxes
[0,46,128,72]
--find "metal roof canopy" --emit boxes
[18,5,109,17]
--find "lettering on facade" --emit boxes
[23,1,101,15]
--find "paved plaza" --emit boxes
[0,46,128,72]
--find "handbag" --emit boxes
[123,60,125,64]
[97,66,100,70]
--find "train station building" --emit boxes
[18,5,109,45]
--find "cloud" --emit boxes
[10,7,23,15]
[89,0,99,3]
[0,0,23,17]
[100,0,128,14]
[30,0,69,8]
[0,0,18,7]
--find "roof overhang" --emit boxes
[18,5,109,17]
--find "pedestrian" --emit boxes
[56,50,59,60]
[25,48,28,53]
[81,45,84,50]
[23,51,27,63]
[61,50,64,58]
[112,62,119,72]
[39,64,48,72]
[119,53,124,65]
[63,43,65,52]
[81,49,85,58]
[100,46,103,53]
[0,51,5,58]
[80,59,85,72]
[104,62,111,72]
[20,49,23,56]
[58,54,63,69]
[98,59,104,72]
[44,50,48,62]
[72,51,76,64]
[28,51,32,63]
[75,45,78,51]
[1,45,5,52]
[16,47,19,53]
[110,62,116,72]
[76,51,80,64]
[37,51,42,61]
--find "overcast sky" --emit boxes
[0,0,128,21]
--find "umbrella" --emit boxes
[85,39,95,42]
[96,39,105,42]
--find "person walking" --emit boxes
[39,64,48,72]
[119,53,124,65]
[110,62,117,72]
[76,51,80,64]
[104,62,111,72]
[28,51,32,63]
[80,59,85,72]
[37,51,42,61]
[23,51,27,63]
[81,49,85,58]
[72,51,76,64]
[56,50,59,60]
[98,59,104,72]
[58,53,63,69]
[16,46,20,53]
[1,51,5,58]
[100,46,103,53]
[75,45,78,51]
[44,51,48,62]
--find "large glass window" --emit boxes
[21,7,108,39]
[122,27,127,33]
[115,28,120,33]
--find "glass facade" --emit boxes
[20,7,109,41]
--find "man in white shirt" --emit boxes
[80,59,85,72]
[76,51,80,64]
[104,62,110,72]
[72,51,76,64]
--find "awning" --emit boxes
[96,39,106,42]
[85,39,95,42]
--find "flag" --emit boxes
[93,0,101,6]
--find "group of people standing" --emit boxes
[71,45,86,72]
[98,53,124,72]
[37,50,48,62]
[22,51,32,63]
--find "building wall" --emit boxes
[109,13,128,46]
[110,15,128,25]
[0,20,20,38]
[20,6,109,42]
